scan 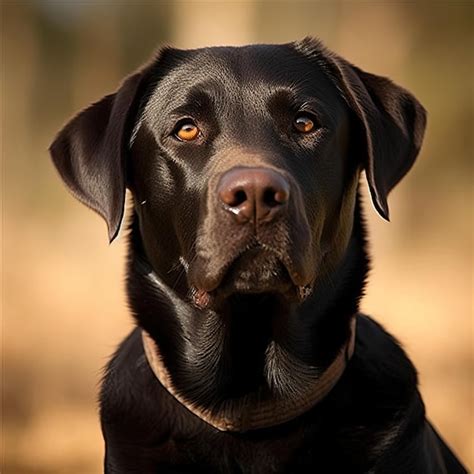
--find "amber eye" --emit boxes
[174,120,200,141]
[294,114,316,133]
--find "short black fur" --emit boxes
[50,38,466,473]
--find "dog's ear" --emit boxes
[335,62,427,220]
[297,38,427,220]
[49,65,152,242]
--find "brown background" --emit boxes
[3,2,473,473]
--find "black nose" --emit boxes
[217,167,290,224]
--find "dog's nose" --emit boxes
[217,167,290,224]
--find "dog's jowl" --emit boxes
[50,38,467,473]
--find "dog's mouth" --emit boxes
[190,247,313,309]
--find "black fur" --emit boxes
[50,38,466,473]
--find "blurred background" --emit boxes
[2,1,473,472]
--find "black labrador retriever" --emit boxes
[50,38,467,473]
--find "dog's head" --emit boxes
[50,38,426,310]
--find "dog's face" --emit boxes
[50,38,426,311]
[129,44,355,307]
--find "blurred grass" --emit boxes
[2,2,473,473]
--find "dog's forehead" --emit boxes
[144,43,343,115]
[174,44,321,82]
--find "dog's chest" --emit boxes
[182,430,303,474]
[164,422,368,474]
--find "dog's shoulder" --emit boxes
[353,314,419,389]
[99,328,172,433]
[99,328,152,421]
[319,315,433,472]
[341,314,421,424]
[345,316,467,473]
[99,328,196,465]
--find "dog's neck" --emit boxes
[126,197,369,431]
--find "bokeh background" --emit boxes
[3,1,473,472]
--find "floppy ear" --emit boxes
[297,38,427,220]
[49,67,151,242]
[331,61,427,220]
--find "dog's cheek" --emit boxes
[321,174,359,273]
[127,133,190,273]
[310,121,358,269]
[129,127,184,216]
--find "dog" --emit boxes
[50,37,467,473]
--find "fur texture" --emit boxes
[50,38,466,473]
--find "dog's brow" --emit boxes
[168,84,222,115]
[267,88,336,127]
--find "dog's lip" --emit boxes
[191,283,313,310]
[189,247,313,309]
[193,244,310,294]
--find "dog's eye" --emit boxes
[174,120,200,141]
[293,114,316,133]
